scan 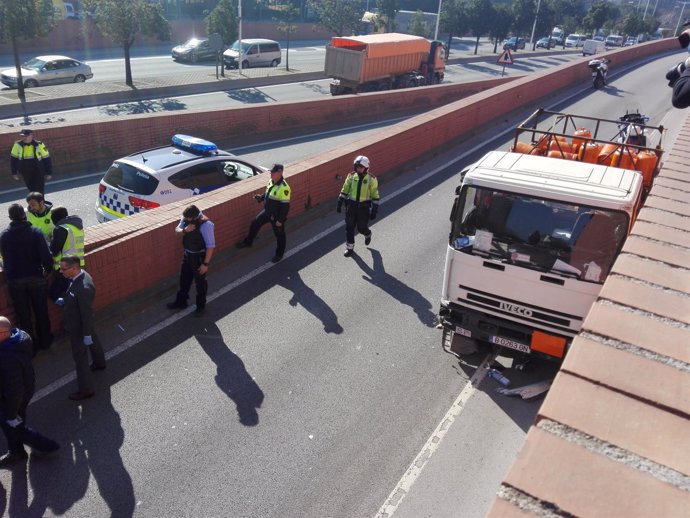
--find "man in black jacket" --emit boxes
[0,204,53,353]
[0,317,59,466]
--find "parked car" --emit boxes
[593,35,605,42]
[605,35,624,47]
[0,55,93,88]
[624,37,637,46]
[95,135,268,223]
[536,37,555,49]
[503,37,526,51]
[172,37,218,63]
[565,34,587,48]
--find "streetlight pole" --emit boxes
[238,0,243,74]
[434,0,443,41]
[529,0,542,47]
[676,1,690,37]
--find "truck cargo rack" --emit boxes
[511,108,665,194]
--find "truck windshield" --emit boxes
[450,186,629,283]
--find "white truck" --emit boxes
[439,109,664,361]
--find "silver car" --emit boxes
[0,55,93,88]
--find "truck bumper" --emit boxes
[439,301,570,361]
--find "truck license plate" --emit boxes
[489,335,531,354]
[455,326,472,338]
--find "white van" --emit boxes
[223,39,282,69]
[582,39,606,56]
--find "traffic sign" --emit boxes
[497,49,514,65]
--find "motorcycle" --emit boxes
[588,58,610,89]
[617,111,649,147]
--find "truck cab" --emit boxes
[439,109,664,361]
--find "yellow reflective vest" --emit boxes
[53,223,85,269]
[26,207,54,243]
[339,172,380,203]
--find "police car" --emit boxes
[96,135,267,223]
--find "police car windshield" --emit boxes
[102,162,159,195]
[450,186,629,283]
[23,58,46,70]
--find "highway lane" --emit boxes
[0,53,685,518]
[0,54,584,129]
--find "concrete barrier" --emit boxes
[0,38,677,332]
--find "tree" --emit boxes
[531,0,557,50]
[511,0,536,37]
[489,4,513,53]
[467,0,495,54]
[277,5,299,70]
[307,0,364,37]
[206,0,238,50]
[83,0,171,87]
[0,0,55,101]
[377,0,399,33]
[583,1,618,35]
[409,10,427,37]
[440,0,469,57]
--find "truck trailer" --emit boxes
[439,109,664,362]
[325,33,445,96]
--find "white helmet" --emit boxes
[354,155,370,169]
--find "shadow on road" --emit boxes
[99,98,187,116]
[196,323,265,426]
[276,270,343,334]
[351,248,437,328]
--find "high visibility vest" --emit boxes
[265,178,291,203]
[26,208,54,242]
[339,172,380,203]
[11,140,50,161]
[53,223,85,269]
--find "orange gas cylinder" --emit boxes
[513,141,536,154]
[636,150,659,187]
[572,128,591,153]
[598,143,620,166]
[614,147,638,170]
[548,140,573,153]
[547,150,576,160]
[578,142,602,163]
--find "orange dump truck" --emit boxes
[325,33,445,95]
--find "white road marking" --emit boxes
[374,354,494,518]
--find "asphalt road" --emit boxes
[0,52,685,518]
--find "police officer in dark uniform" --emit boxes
[167,205,215,317]
[237,164,291,263]
[10,129,52,195]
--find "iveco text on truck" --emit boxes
[439,109,664,362]
[325,33,445,95]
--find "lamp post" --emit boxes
[676,1,690,37]
[238,0,243,74]
[434,0,443,41]
[529,0,542,47]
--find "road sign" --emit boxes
[497,48,513,65]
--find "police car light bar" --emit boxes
[172,134,218,154]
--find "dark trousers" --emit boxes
[244,210,286,258]
[345,202,372,246]
[20,169,46,195]
[174,253,208,309]
[50,270,70,302]
[8,277,53,351]
[1,408,58,454]
[68,330,106,393]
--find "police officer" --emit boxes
[25,192,54,243]
[167,205,215,317]
[237,164,291,263]
[49,206,84,301]
[10,129,52,195]
[336,155,380,257]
